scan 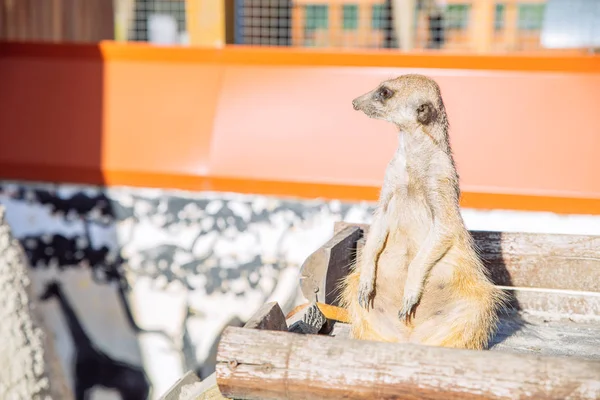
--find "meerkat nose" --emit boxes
[352,99,360,110]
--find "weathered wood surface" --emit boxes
[506,287,600,317]
[160,302,288,400]
[0,0,114,42]
[243,302,287,331]
[194,373,229,400]
[158,370,203,400]
[299,225,363,305]
[216,326,600,400]
[491,313,600,360]
[333,221,600,292]
[331,312,600,361]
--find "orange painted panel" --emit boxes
[210,66,397,185]
[103,62,222,177]
[211,67,600,199]
[1,42,600,215]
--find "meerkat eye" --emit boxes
[377,86,394,101]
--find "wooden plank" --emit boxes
[299,225,363,305]
[491,313,600,360]
[159,371,230,400]
[186,0,226,47]
[392,0,417,51]
[243,302,288,331]
[0,0,113,42]
[161,303,286,400]
[503,2,519,51]
[357,3,372,48]
[291,4,304,47]
[333,221,600,293]
[508,287,600,318]
[158,370,202,400]
[328,3,342,47]
[216,326,600,400]
[330,313,600,361]
[470,0,495,53]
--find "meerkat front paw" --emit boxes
[398,290,421,322]
[357,276,376,310]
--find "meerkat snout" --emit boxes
[352,99,360,110]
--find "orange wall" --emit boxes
[1,41,600,214]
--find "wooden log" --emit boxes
[216,326,600,400]
[243,302,288,332]
[299,225,363,305]
[161,303,286,400]
[333,221,600,293]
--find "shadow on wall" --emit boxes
[39,280,151,400]
[0,182,363,399]
[2,186,164,400]
[0,43,151,400]
[0,186,251,400]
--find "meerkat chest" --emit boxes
[386,155,429,196]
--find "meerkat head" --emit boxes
[352,74,446,132]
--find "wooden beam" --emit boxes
[291,3,304,47]
[503,1,519,51]
[216,326,600,400]
[299,225,363,305]
[243,302,288,331]
[0,0,114,42]
[391,0,417,51]
[357,2,372,48]
[470,0,495,53]
[508,287,600,318]
[161,303,286,399]
[158,370,203,400]
[186,0,225,47]
[333,222,600,293]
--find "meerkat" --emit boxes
[339,74,507,350]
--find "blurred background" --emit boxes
[0,1,599,399]
[3,0,597,50]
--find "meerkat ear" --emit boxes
[416,101,437,125]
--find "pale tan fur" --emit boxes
[339,74,507,350]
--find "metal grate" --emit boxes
[115,0,188,44]
[108,0,599,53]
[232,1,550,52]
[234,0,293,46]
[233,1,397,48]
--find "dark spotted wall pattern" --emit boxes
[0,180,375,400]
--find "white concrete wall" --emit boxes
[0,206,73,400]
[2,181,600,399]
